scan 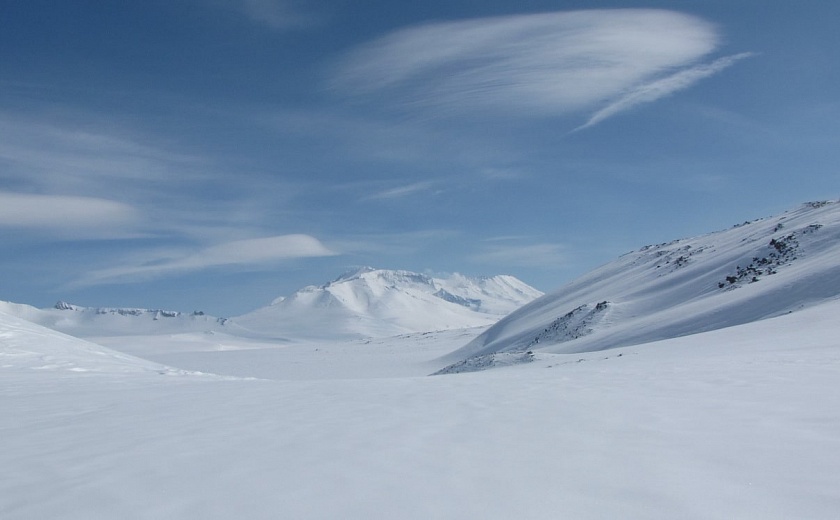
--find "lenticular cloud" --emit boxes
[333,9,745,125]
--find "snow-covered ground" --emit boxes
[2,298,839,519]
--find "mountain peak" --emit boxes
[331,266,378,283]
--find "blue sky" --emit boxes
[1,0,838,316]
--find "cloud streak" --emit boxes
[472,242,568,268]
[0,192,141,238]
[575,52,755,131]
[209,0,320,30]
[332,9,748,127]
[364,181,436,201]
[77,235,338,285]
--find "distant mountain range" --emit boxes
[0,268,542,342]
[439,200,840,372]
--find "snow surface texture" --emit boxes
[445,200,840,367]
[2,300,840,519]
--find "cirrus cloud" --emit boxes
[76,234,338,286]
[332,9,750,127]
[0,192,141,238]
[208,0,321,30]
[472,241,568,268]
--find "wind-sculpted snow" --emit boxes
[3,297,840,519]
[446,200,840,365]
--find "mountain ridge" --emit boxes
[0,268,542,342]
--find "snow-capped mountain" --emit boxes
[230,267,542,340]
[443,200,840,368]
[0,268,540,343]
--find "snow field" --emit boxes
[2,300,839,519]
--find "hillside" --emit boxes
[443,200,840,368]
[0,300,226,338]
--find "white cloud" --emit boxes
[77,235,338,285]
[0,113,303,244]
[575,52,755,131]
[365,181,435,201]
[183,235,336,266]
[472,242,568,268]
[0,192,141,238]
[209,0,319,30]
[0,116,200,189]
[333,10,748,127]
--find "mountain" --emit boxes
[0,268,541,343]
[229,267,543,340]
[442,200,840,369]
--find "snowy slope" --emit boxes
[446,200,840,364]
[0,309,191,376]
[230,267,542,340]
[0,300,226,338]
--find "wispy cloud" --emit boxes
[76,235,337,286]
[0,192,142,238]
[364,181,436,201]
[332,9,748,127]
[208,0,321,30]
[472,241,568,268]
[0,114,205,195]
[575,52,755,131]
[0,113,300,242]
[330,229,462,257]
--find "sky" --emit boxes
[1,0,839,317]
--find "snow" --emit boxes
[2,202,840,519]
[2,300,839,519]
